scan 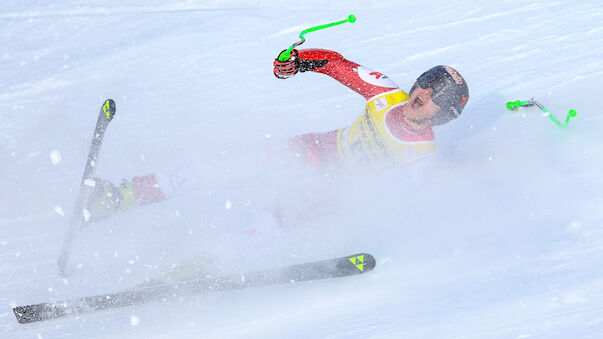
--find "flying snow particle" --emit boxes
[54,206,65,216]
[49,150,62,165]
[130,315,141,326]
[82,209,91,222]
[225,200,232,210]
[568,220,582,230]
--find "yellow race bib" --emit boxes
[337,90,436,165]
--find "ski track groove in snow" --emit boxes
[0,6,260,20]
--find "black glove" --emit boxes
[273,49,300,79]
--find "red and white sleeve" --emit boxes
[298,49,399,100]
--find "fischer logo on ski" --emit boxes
[102,99,115,120]
[348,255,366,271]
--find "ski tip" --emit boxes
[102,99,116,121]
[346,253,376,273]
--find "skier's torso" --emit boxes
[337,88,435,166]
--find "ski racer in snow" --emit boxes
[86,48,469,221]
[274,48,469,168]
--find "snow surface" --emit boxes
[2,0,603,338]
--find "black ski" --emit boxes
[57,99,116,277]
[14,253,375,324]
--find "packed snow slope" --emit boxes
[2,0,603,338]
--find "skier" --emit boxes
[274,48,469,167]
[86,47,469,221]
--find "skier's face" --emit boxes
[403,87,442,125]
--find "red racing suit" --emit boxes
[287,49,436,167]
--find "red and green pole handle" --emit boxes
[506,98,577,128]
[277,14,356,62]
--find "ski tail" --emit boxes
[15,253,375,324]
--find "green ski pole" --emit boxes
[506,98,577,128]
[278,14,356,62]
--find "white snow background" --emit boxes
[1,0,603,338]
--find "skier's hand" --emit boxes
[273,49,300,79]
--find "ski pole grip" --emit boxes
[506,100,531,111]
[278,49,293,62]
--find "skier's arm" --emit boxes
[297,49,399,100]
